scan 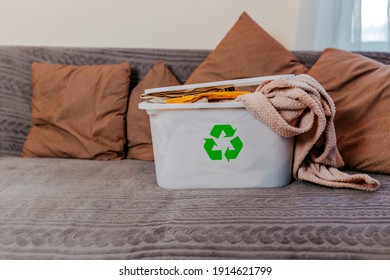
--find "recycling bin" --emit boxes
[139,76,294,189]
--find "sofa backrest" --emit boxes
[0,46,209,156]
[0,46,389,156]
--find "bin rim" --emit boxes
[139,101,246,110]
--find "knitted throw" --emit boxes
[236,74,379,191]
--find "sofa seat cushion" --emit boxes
[1,156,390,259]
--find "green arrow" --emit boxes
[204,138,223,160]
[225,136,243,162]
[210,124,237,138]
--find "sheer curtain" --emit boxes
[296,0,390,51]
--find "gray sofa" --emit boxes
[0,46,390,259]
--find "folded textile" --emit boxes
[141,85,238,103]
[166,91,250,103]
[236,74,379,191]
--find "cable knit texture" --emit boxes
[236,74,379,191]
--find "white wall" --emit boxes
[0,0,302,50]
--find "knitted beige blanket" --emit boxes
[236,74,379,191]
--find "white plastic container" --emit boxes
[139,76,294,189]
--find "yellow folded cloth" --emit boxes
[166,91,251,103]
[142,85,240,103]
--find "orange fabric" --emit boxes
[126,61,180,160]
[166,91,250,103]
[21,62,130,160]
[186,12,307,88]
[308,48,390,174]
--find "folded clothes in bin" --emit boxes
[141,84,249,104]
[141,76,290,104]
[165,90,250,104]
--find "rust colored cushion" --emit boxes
[126,61,180,160]
[186,12,307,86]
[21,62,130,160]
[308,48,390,174]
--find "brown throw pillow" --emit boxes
[21,62,130,160]
[186,12,307,86]
[308,48,390,174]
[126,61,180,160]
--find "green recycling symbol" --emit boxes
[203,124,243,162]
